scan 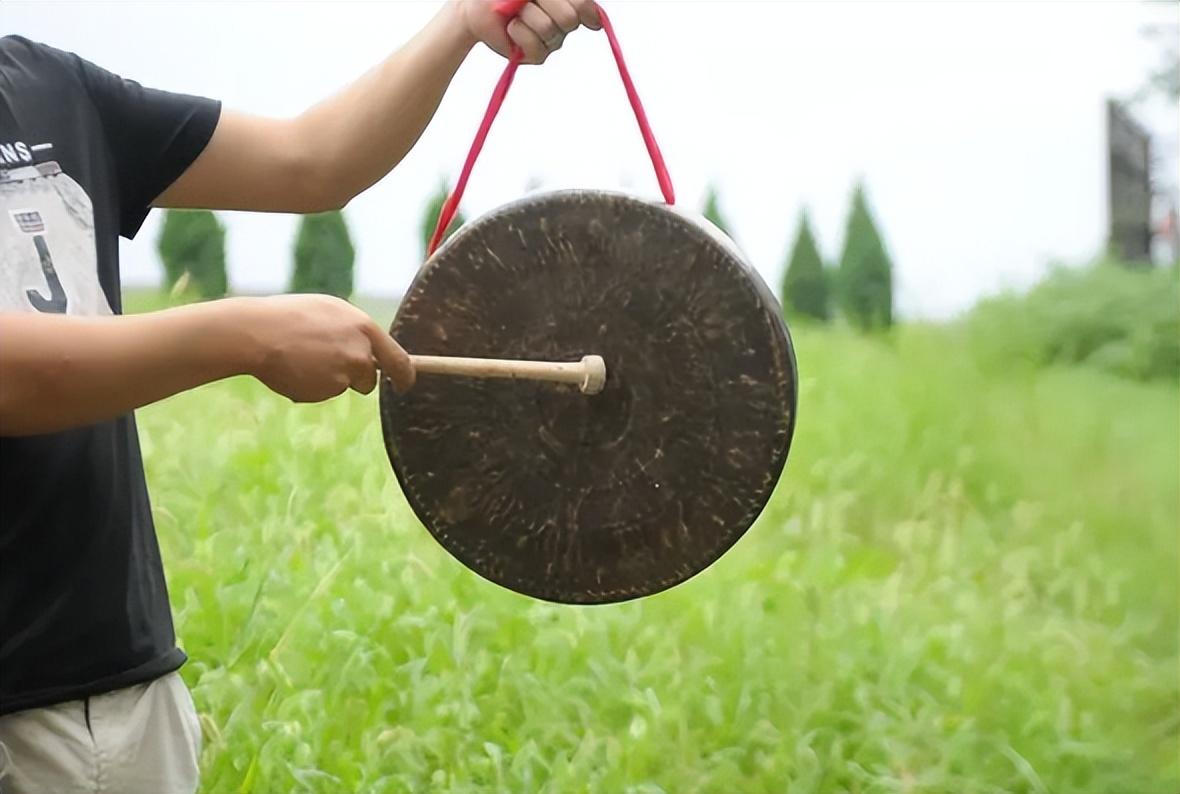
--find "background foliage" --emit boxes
[291,211,356,300]
[157,209,228,300]
[420,180,466,259]
[836,182,894,331]
[781,209,831,322]
[966,261,1180,382]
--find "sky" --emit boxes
[4,1,1177,320]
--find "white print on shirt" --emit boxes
[0,140,33,165]
[0,160,113,316]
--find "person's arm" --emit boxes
[0,295,414,437]
[152,0,601,214]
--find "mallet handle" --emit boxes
[408,354,606,395]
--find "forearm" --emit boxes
[0,300,259,436]
[297,1,477,207]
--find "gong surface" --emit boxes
[380,190,797,604]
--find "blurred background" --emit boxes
[4,2,1177,792]
[5,0,1178,317]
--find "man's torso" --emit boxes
[0,35,218,714]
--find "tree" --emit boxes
[781,209,830,322]
[701,183,733,237]
[291,210,355,299]
[1136,14,1179,103]
[836,181,893,330]
[156,209,228,299]
[420,179,466,259]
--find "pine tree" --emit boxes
[291,210,355,299]
[836,181,894,330]
[156,209,228,299]
[701,184,732,237]
[420,179,466,259]
[781,209,830,322]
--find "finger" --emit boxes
[330,374,351,399]
[535,0,580,34]
[507,18,549,65]
[482,32,515,60]
[568,0,601,30]
[511,10,559,62]
[479,7,516,59]
[519,2,563,44]
[348,355,378,395]
[362,321,416,394]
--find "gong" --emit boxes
[379,189,797,604]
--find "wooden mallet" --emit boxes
[407,354,607,395]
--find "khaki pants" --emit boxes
[0,672,201,794]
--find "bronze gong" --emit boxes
[379,189,797,604]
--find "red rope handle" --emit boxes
[595,6,675,206]
[427,1,675,256]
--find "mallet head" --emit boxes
[580,355,607,395]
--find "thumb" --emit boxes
[364,322,416,394]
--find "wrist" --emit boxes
[440,0,480,54]
[211,297,270,379]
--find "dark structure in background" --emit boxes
[1106,100,1153,265]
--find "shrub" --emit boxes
[837,182,893,330]
[966,261,1180,381]
[291,211,355,300]
[421,180,465,259]
[702,184,733,238]
[781,209,830,322]
[156,209,228,299]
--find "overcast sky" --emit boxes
[5,1,1177,319]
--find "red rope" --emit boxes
[595,5,675,207]
[426,57,520,256]
[427,1,675,256]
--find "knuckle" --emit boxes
[518,8,558,41]
[555,7,578,30]
[507,18,526,37]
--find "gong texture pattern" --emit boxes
[380,191,797,604]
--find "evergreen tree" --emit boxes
[420,179,466,259]
[837,181,894,330]
[701,183,732,237]
[291,210,355,299]
[156,209,228,299]
[781,209,830,321]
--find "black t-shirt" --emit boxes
[0,35,221,715]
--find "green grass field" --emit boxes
[126,291,1178,793]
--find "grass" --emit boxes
[125,290,1179,793]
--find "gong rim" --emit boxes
[380,189,798,604]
